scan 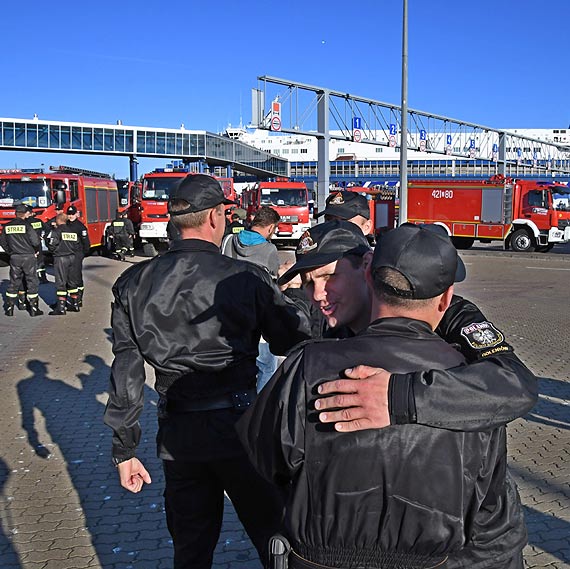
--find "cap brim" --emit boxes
[277,252,349,286]
[455,256,466,283]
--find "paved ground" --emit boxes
[0,245,568,568]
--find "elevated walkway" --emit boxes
[0,117,289,179]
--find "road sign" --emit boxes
[420,129,426,140]
[389,135,397,148]
[469,148,476,159]
[352,117,362,130]
[446,135,452,146]
[446,146,452,156]
[419,140,426,152]
[353,129,362,143]
[271,116,282,132]
[389,124,397,136]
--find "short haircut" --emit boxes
[371,266,434,309]
[169,198,222,229]
[56,213,68,226]
[251,206,280,228]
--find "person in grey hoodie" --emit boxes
[221,206,281,390]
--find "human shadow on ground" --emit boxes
[0,457,23,568]
[16,357,170,568]
[525,376,570,431]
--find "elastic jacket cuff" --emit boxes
[388,373,417,425]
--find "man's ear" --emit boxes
[438,285,454,314]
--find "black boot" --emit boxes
[49,297,67,316]
[17,292,27,311]
[67,294,80,312]
[28,296,44,317]
[38,270,49,284]
[4,299,15,317]
[76,289,84,308]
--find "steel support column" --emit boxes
[316,90,330,219]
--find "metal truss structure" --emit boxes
[252,76,570,213]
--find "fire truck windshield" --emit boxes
[0,180,52,208]
[260,188,307,207]
[142,177,180,200]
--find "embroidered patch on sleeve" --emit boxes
[460,321,505,349]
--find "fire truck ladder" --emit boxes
[50,165,112,179]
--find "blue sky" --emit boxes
[2,0,569,178]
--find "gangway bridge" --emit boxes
[0,117,289,180]
[252,76,570,212]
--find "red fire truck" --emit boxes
[391,175,570,252]
[138,166,236,256]
[0,165,118,254]
[240,180,310,245]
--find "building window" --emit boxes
[375,147,383,153]
[301,148,307,153]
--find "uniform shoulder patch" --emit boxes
[460,321,504,349]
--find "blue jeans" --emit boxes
[256,342,278,392]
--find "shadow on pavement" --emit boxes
[526,376,570,431]
[0,457,23,568]
[15,357,170,568]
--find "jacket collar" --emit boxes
[168,238,220,254]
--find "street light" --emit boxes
[399,0,408,225]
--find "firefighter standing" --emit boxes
[46,213,82,315]
[0,203,43,317]
[26,206,49,283]
[107,210,136,261]
[65,206,90,307]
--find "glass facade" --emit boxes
[0,119,289,178]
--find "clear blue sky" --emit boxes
[2,0,569,178]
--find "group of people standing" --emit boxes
[1,203,89,316]
[103,175,537,569]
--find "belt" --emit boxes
[165,388,257,413]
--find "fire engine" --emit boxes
[367,176,570,252]
[0,165,118,254]
[240,180,310,245]
[138,166,237,256]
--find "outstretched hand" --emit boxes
[315,365,391,432]
[117,458,152,493]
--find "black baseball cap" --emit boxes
[277,219,371,286]
[316,191,370,220]
[67,205,78,215]
[372,223,466,299]
[168,174,235,216]
[55,203,64,211]
[15,203,28,214]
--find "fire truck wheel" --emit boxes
[451,237,475,250]
[510,229,535,252]
[535,243,554,253]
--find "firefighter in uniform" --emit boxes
[0,203,43,317]
[26,206,49,283]
[46,212,83,315]
[107,210,136,261]
[65,205,90,307]
[239,224,530,569]
[103,174,310,569]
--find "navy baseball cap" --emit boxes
[316,191,370,220]
[168,174,235,216]
[277,219,371,286]
[372,223,466,299]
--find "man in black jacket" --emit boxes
[238,224,527,569]
[103,174,310,569]
[106,210,136,261]
[65,205,90,307]
[0,203,43,317]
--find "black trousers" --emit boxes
[8,254,38,296]
[54,255,78,294]
[70,253,84,288]
[163,454,284,569]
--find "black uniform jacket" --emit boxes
[237,318,527,569]
[104,238,311,463]
[66,219,90,254]
[0,218,40,255]
[47,226,85,256]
